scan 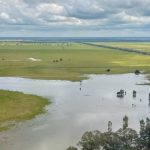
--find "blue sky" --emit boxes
[0,0,150,37]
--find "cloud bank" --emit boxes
[0,0,150,37]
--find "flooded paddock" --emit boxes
[0,74,150,150]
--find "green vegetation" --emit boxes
[0,90,49,131]
[66,147,78,150]
[1,42,150,81]
[66,116,150,150]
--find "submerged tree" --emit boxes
[108,121,112,133]
[123,115,129,130]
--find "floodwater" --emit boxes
[0,74,150,150]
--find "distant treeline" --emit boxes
[82,43,150,56]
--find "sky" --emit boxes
[0,0,150,37]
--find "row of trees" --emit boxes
[66,116,150,150]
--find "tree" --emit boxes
[103,132,122,150]
[145,118,150,149]
[78,131,104,150]
[116,128,138,150]
[66,146,78,150]
[67,116,149,150]
[139,119,146,149]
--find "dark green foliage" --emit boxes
[116,128,138,150]
[139,118,150,149]
[78,131,104,150]
[66,146,78,150]
[78,130,138,150]
[139,119,146,149]
[145,118,150,148]
[102,132,122,150]
[60,58,63,61]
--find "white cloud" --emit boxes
[0,12,23,24]
[115,11,150,24]
[0,12,10,20]
[36,3,66,15]
[0,0,150,36]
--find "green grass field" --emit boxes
[1,42,150,81]
[0,90,49,131]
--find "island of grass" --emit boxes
[0,90,50,131]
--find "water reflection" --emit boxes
[0,74,150,150]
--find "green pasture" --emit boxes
[1,42,150,81]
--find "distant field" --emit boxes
[0,42,150,81]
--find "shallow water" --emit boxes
[0,74,150,150]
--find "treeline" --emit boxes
[66,116,150,150]
[82,43,150,56]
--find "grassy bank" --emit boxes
[1,42,150,81]
[0,90,49,131]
